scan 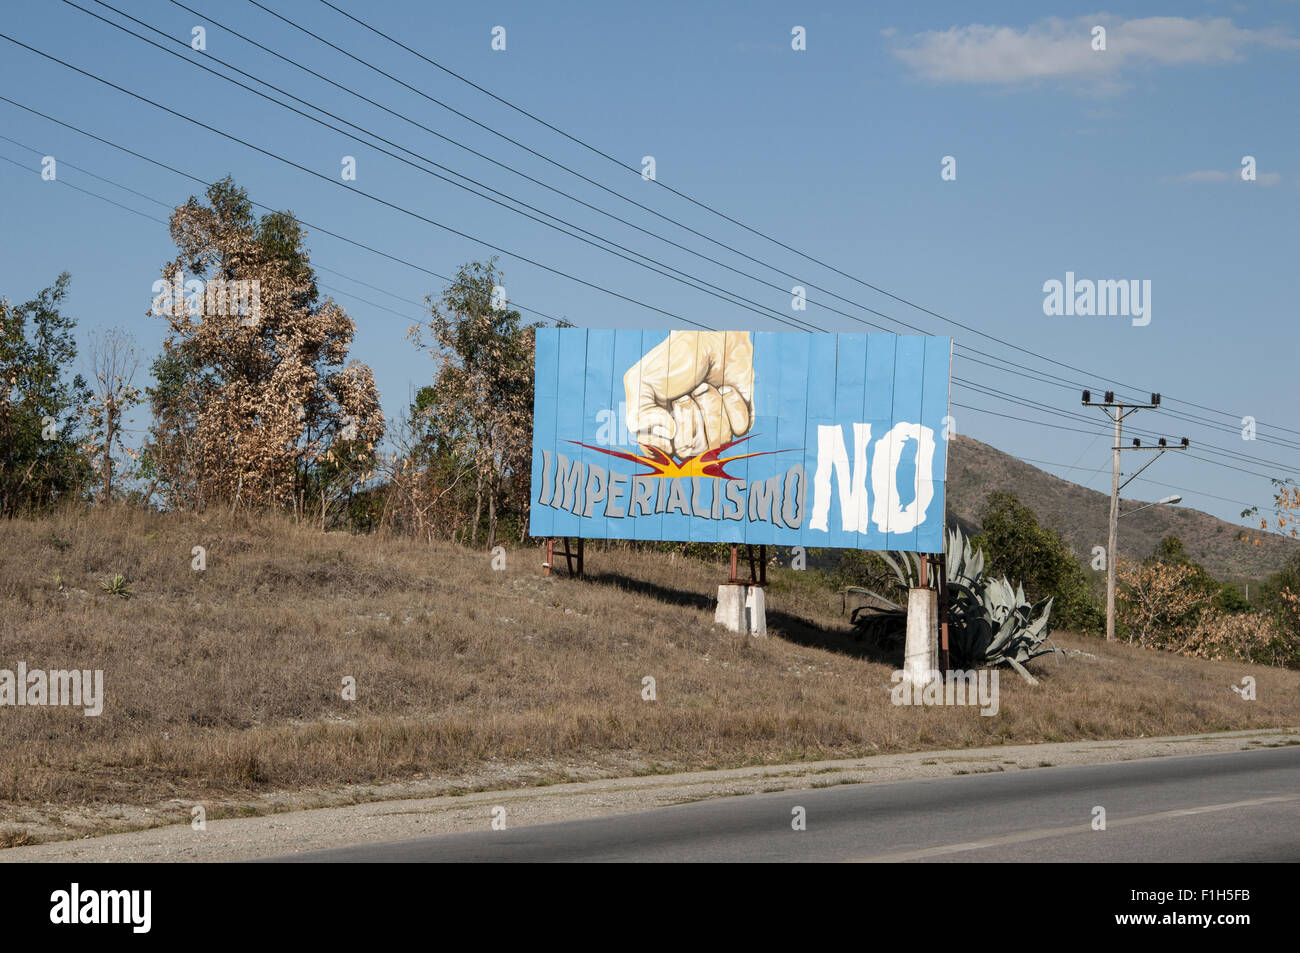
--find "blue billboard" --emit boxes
[530,329,952,552]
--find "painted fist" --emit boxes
[624,331,754,460]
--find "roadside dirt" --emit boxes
[4,727,1295,862]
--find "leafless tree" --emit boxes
[84,326,141,502]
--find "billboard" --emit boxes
[529,329,952,552]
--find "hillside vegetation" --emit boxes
[946,434,1297,581]
[2,506,1297,844]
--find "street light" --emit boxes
[1118,494,1182,519]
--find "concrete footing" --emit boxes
[903,587,939,686]
[715,585,767,636]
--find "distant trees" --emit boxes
[1257,552,1300,662]
[1115,558,1213,648]
[142,177,383,515]
[0,273,92,515]
[1116,534,1299,667]
[1148,535,1251,613]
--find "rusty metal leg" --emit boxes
[938,553,950,672]
[544,538,554,576]
[729,544,739,584]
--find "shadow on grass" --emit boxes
[584,570,901,666]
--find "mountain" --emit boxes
[944,435,1297,582]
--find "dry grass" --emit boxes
[1,505,1297,836]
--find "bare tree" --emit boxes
[84,326,141,502]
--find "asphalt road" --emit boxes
[266,746,1300,862]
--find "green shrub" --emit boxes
[971,493,1104,633]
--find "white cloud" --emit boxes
[891,15,1300,88]
[1168,169,1283,186]
[1172,170,1233,183]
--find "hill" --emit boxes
[945,434,1296,582]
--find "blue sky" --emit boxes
[1,0,1297,533]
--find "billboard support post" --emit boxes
[937,553,951,673]
[719,544,767,635]
[725,545,767,587]
[905,554,940,685]
[542,538,584,578]
[903,585,939,687]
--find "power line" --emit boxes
[4,90,1289,501]
[0,151,161,225]
[219,0,1204,407]
[0,150,423,327]
[953,398,1280,481]
[958,369,1299,474]
[309,0,1300,445]
[4,130,1285,523]
[0,32,723,332]
[157,0,842,330]
[247,0,1300,461]
[62,1,820,334]
[52,5,1300,465]
[0,113,564,327]
[996,454,1257,509]
[2,38,1290,495]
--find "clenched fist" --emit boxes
[624,331,754,460]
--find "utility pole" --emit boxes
[1082,390,1189,640]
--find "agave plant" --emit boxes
[99,573,132,600]
[846,527,1059,683]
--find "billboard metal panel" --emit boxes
[530,329,952,552]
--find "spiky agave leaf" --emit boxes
[843,585,905,613]
[879,550,914,589]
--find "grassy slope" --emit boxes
[1,506,1297,840]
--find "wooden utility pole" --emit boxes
[1083,390,1188,640]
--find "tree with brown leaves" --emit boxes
[142,178,383,514]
